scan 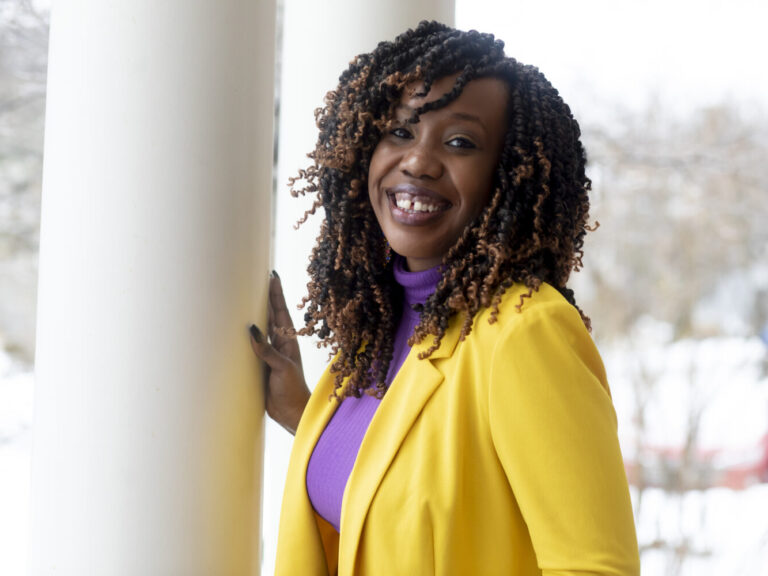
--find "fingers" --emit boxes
[267,272,303,367]
[269,271,295,334]
[249,324,291,372]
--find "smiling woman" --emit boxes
[368,75,509,271]
[249,20,640,576]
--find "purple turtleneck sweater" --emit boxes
[306,256,442,532]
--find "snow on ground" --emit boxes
[605,320,768,573]
[607,319,768,454]
[0,348,33,576]
[632,486,768,576]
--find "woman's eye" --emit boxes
[389,127,412,139]
[447,136,476,149]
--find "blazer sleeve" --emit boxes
[488,300,640,576]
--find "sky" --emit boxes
[457,0,768,121]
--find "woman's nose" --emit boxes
[399,142,443,180]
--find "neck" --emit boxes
[405,255,443,272]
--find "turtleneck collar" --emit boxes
[392,254,443,309]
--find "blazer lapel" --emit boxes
[337,316,463,574]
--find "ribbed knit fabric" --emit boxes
[305,256,442,532]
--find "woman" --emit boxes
[250,21,640,576]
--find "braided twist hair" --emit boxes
[290,21,593,399]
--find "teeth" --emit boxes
[394,195,442,213]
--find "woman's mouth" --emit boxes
[386,186,451,224]
[393,193,447,214]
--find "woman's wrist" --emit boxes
[275,387,310,436]
[286,395,309,435]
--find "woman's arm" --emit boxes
[488,301,640,576]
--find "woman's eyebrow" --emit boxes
[447,111,486,130]
[396,107,487,130]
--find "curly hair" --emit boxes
[289,21,593,399]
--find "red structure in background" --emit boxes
[625,434,768,491]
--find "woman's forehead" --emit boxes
[402,72,463,103]
[396,75,509,126]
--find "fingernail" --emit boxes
[249,324,263,343]
[270,270,280,279]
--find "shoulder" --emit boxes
[431,281,593,360]
[470,282,589,345]
[460,282,608,398]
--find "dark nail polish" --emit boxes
[270,270,280,279]
[249,324,263,343]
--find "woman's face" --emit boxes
[368,74,509,271]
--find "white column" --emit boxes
[265,1,454,573]
[30,1,275,574]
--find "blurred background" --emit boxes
[1,0,767,574]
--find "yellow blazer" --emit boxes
[275,283,640,576]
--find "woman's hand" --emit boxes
[249,272,310,436]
